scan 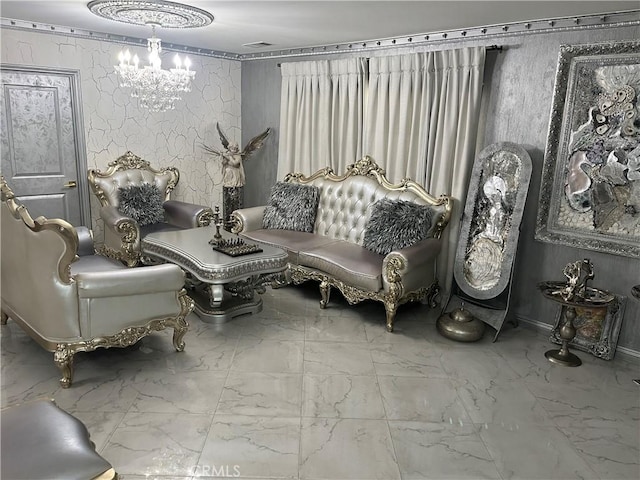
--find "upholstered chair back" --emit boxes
[88,151,178,208]
[1,180,81,339]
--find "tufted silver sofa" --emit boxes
[231,157,452,332]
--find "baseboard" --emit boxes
[515,314,640,360]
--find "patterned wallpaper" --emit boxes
[0,28,241,241]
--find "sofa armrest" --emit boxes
[382,237,442,292]
[75,264,185,298]
[230,206,266,233]
[163,200,214,228]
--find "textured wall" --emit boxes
[1,28,241,242]
[241,24,640,353]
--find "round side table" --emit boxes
[539,282,614,367]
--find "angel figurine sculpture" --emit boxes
[202,123,271,188]
[201,123,271,227]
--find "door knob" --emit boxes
[63,180,77,188]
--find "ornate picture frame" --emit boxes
[535,41,640,258]
[550,294,626,360]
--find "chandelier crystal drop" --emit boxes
[115,24,195,112]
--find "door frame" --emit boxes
[1,64,91,227]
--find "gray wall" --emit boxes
[241,57,281,207]
[241,24,640,353]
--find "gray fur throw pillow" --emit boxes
[363,199,434,255]
[118,183,165,226]
[263,182,320,232]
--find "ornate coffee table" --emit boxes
[142,226,288,323]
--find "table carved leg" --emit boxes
[209,284,224,307]
[545,306,582,367]
[190,272,287,324]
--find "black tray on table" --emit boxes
[209,238,263,257]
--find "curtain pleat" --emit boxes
[278,58,364,178]
[426,47,485,294]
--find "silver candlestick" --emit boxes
[212,205,224,242]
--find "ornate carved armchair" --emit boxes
[88,151,214,266]
[1,177,194,388]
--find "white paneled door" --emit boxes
[0,66,89,227]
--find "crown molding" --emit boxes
[1,9,639,62]
[1,17,236,60]
[242,10,640,61]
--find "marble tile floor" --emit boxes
[1,283,638,480]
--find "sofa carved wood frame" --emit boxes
[251,156,453,332]
[0,178,194,388]
[88,151,214,267]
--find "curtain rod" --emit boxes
[276,45,503,67]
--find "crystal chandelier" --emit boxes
[115,23,195,112]
[88,0,214,112]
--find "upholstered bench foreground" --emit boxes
[231,156,452,331]
[1,399,116,480]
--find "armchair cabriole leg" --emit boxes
[54,344,75,388]
[1,310,7,325]
[173,321,188,352]
[172,290,193,352]
[173,330,186,351]
[319,280,331,309]
[384,301,398,333]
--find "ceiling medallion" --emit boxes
[87,0,214,29]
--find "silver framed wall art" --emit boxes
[535,41,640,258]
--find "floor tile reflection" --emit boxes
[1,285,638,479]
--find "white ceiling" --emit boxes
[1,1,639,56]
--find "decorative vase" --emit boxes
[436,307,486,342]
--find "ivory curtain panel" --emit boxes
[278,46,486,293]
[277,58,365,178]
[424,47,486,293]
[364,47,486,291]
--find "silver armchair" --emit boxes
[88,151,214,266]
[1,177,194,388]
